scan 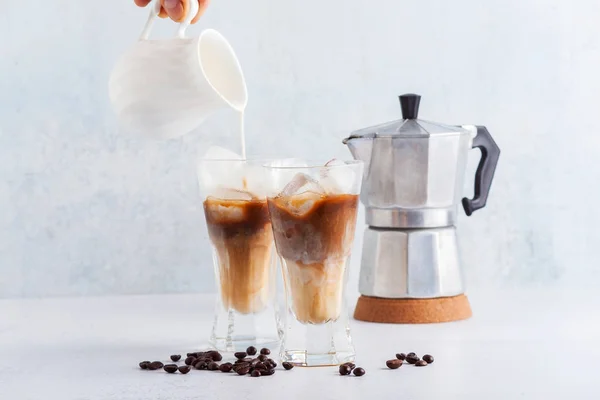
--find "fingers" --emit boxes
[134,0,153,6]
[191,0,211,24]
[140,0,209,24]
[162,0,187,23]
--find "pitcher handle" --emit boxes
[139,0,200,40]
[462,126,500,216]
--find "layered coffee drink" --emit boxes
[268,192,359,324]
[204,196,275,315]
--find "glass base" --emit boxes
[209,335,280,353]
[279,316,355,367]
[210,306,282,353]
[282,350,355,367]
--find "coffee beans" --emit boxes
[353,367,366,377]
[343,362,355,371]
[390,352,435,368]
[282,362,294,370]
[184,356,195,366]
[386,359,402,369]
[236,366,250,375]
[406,355,420,365]
[137,348,289,378]
[208,362,219,371]
[194,361,207,370]
[254,362,267,371]
[246,346,257,356]
[164,364,178,373]
[338,365,352,376]
[219,363,233,373]
[147,361,163,370]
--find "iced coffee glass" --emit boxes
[198,158,281,352]
[265,160,363,366]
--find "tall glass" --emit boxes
[264,160,363,366]
[198,159,281,352]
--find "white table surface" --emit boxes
[1,287,598,399]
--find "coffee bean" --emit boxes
[267,359,277,368]
[219,363,233,373]
[353,367,366,376]
[169,355,181,362]
[233,363,250,372]
[236,366,250,375]
[407,352,416,357]
[339,365,351,375]
[204,351,220,361]
[282,362,294,370]
[258,354,268,362]
[184,357,196,366]
[396,353,406,360]
[148,361,164,371]
[422,354,434,364]
[208,362,219,371]
[343,362,356,371]
[194,361,207,370]
[163,364,178,373]
[254,362,267,371]
[415,360,428,367]
[260,348,271,355]
[246,346,258,356]
[261,369,275,376]
[386,359,402,369]
[178,365,191,374]
[234,352,247,360]
[251,370,261,377]
[406,355,420,365]
[139,361,150,370]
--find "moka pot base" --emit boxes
[353,294,472,324]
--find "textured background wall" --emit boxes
[1,0,599,298]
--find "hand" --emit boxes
[134,0,211,24]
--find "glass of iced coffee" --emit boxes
[265,159,363,366]
[198,156,281,352]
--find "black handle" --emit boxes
[462,126,500,216]
[399,94,421,119]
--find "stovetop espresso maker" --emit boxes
[344,94,500,323]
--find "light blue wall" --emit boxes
[1,0,598,297]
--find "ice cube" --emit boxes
[265,159,310,192]
[212,187,255,200]
[286,191,324,216]
[319,159,356,194]
[203,146,243,160]
[280,173,326,197]
[204,197,247,222]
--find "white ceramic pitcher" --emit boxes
[109,0,248,140]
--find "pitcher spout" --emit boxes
[343,136,373,177]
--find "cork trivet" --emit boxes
[353,294,472,324]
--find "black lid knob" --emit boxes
[399,94,421,120]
